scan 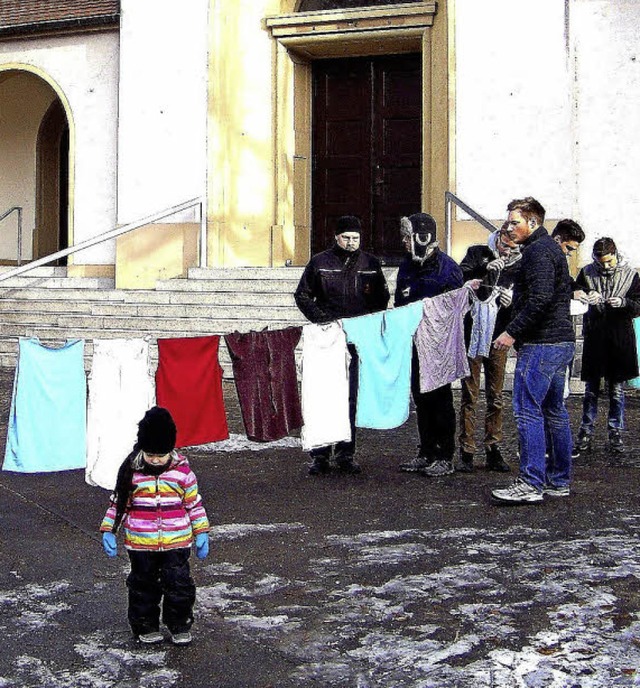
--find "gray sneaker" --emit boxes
[491,477,543,504]
[543,484,570,498]
[138,631,164,644]
[420,459,455,477]
[399,455,431,472]
[170,631,193,645]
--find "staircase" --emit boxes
[0,266,398,377]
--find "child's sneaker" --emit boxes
[138,631,164,644]
[170,631,193,645]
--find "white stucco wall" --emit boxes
[571,0,640,266]
[117,0,208,226]
[0,31,119,264]
[0,73,55,261]
[454,0,573,222]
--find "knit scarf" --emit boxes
[582,257,636,300]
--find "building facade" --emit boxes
[0,1,638,283]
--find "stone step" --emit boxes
[0,266,67,277]
[0,319,302,340]
[0,276,114,289]
[0,300,302,320]
[155,277,304,293]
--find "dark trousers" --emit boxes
[411,347,456,460]
[310,344,359,462]
[127,548,196,636]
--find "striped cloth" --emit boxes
[100,453,210,551]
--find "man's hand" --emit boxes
[497,287,513,307]
[464,279,482,291]
[586,291,604,305]
[606,296,624,308]
[573,289,589,304]
[487,257,506,271]
[493,331,515,351]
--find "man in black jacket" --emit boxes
[458,225,520,473]
[491,197,576,504]
[294,215,389,475]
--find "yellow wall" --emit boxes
[116,223,199,289]
[207,0,281,267]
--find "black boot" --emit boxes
[609,429,624,454]
[486,444,510,472]
[457,450,474,473]
[572,429,592,459]
[336,456,362,474]
[308,451,331,475]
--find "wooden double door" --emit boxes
[312,53,422,264]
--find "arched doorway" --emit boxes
[36,98,70,263]
[0,66,72,265]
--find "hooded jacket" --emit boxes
[459,230,521,340]
[100,452,209,551]
[394,247,463,307]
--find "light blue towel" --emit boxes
[627,318,640,389]
[3,338,87,473]
[341,301,424,429]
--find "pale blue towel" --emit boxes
[3,338,87,473]
[342,302,423,429]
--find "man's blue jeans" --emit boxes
[513,342,575,490]
[580,377,625,434]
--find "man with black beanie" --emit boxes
[295,215,390,475]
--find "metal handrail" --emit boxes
[445,191,499,255]
[0,207,23,267]
[0,197,206,284]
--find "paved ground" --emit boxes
[0,367,639,687]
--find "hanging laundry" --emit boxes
[467,289,500,359]
[341,301,424,429]
[414,287,472,393]
[224,327,303,442]
[299,322,352,450]
[156,336,229,447]
[4,338,87,473]
[85,339,155,490]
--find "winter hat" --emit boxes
[335,215,362,235]
[400,213,437,241]
[400,213,439,265]
[137,407,177,454]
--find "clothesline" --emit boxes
[2,289,587,490]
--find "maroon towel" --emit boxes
[224,327,302,442]
[156,336,229,447]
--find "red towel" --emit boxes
[156,336,229,447]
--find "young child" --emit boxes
[100,406,210,645]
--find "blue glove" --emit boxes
[195,533,209,560]
[102,532,117,557]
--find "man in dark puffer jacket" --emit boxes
[491,197,577,504]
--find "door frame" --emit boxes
[266,1,448,265]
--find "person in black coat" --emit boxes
[295,215,390,475]
[395,212,464,477]
[458,224,521,473]
[573,237,640,455]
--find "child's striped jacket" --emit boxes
[100,453,210,551]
